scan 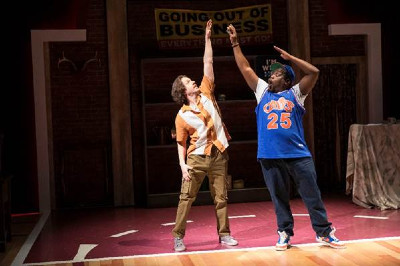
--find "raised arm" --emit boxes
[227,24,259,91]
[273,46,319,95]
[203,19,214,83]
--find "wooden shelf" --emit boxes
[146,140,258,149]
[144,102,177,107]
[144,99,256,106]
[147,187,270,208]
[147,144,175,149]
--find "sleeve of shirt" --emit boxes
[254,78,268,104]
[175,114,188,144]
[199,75,214,98]
[292,83,307,107]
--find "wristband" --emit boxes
[232,43,239,48]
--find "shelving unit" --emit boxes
[141,57,268,207]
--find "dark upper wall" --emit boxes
[322,0,398,119]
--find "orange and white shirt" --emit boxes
[175,76,231,156]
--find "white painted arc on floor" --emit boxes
[162,220,193,226]
[110,230,139,238]
[11,211,50,266]
[228,215,256,219]
[354,215,389,220]
[73,244,98,261]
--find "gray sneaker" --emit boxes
[219,235,238,246]
[174,237,186,252]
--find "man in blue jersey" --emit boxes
[227,24,345,251]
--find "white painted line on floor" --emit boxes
[354,215,389,220]
[73,244,98,261]
[11,211,50,266]
[229,215,256,219]
[23,236,400,265]
[293,214,309,217]
[161,220,193,226]
[110,230,139,238]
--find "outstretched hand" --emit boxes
[205,19,212,39]
[274,46,292,61]
[226,24,238,45]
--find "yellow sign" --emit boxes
[155,5,272,49]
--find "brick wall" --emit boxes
[49,0,112,207]
[309,0,365,57]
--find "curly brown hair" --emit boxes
[171,75,188,105]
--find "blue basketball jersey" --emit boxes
[255,80,311,159]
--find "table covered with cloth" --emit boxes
[346,123,400,210]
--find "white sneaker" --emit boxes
[174,237,186,252]
[219,235,238,246]
[316,227,346,249]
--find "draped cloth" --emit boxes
[346,124,400,210]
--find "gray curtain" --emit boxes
[312,64,357,191]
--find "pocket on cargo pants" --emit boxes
[180,177,191,194]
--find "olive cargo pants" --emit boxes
[172,146,230,238]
